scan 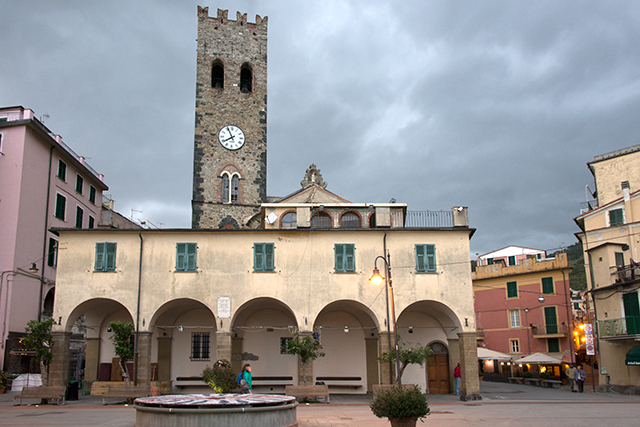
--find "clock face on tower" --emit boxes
[218,125,245,150]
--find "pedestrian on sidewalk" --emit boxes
[565,364,576,392]
[454,363,461,395]
[240,364,252,394]
[575,365,586,393]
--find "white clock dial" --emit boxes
[218,125,245,150]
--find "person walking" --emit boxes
[565,364,576,392]
[240,363,252,394]
[454,362,461,396]
[575,364,586,393]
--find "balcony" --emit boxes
[531,324,569,338]
[610,262,640,285]
[598,316,640,339]
[404,210,453,228]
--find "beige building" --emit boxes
[575,144,640,393]
[49,177,479,397]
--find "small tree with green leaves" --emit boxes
[108,321,135,386]
[23,318,56,386]
[202,360,237,393]
[379,337,433,383]
[286,335,325,385]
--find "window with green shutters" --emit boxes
[89,186,96,204]
[415,244,436,273]
[487,258,494,265]
[47,238,57,268]
[75,206,83,228]
[76,174,83,194]
[508,256,516,266]
[547,337,560,353]
[176,243,197,271]
[542,277,554,294]
[254,243,275,272]
[55,194,66,220]
[334,244,355,273]
[57,160,66,181]
[609,208,624,226]
[95,242,117,271]
[507,281,518,298]
[544,306,558,334]
[88,215,95,229]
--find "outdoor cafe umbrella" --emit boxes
[515,352,563,365]
[477,347,514,376]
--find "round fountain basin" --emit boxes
[134,394,298,427]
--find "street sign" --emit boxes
[585,322,595,356]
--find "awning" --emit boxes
[625,346,640,366]
[515,352,563,365]
[477,347,512,360]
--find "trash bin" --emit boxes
[67,381,79,401]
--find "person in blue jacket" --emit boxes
[241,364,252,394]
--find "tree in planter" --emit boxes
[22,318,56,386]
[108,321,135,386]
[379,337,433,383]
[285,335,325,385]
[202,360,236,393]
[370,383,429,426]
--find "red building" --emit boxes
[473,251,573,373]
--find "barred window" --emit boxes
[191,332,210,361]
[280,337,292,354]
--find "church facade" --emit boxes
[48,8,480,398]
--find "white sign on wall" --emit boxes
[218,296,231,318]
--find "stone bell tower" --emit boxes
[192,7,267,229]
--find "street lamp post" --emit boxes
[370,253,402,384]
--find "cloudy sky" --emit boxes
[2,0,639,257]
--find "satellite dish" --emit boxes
[265,212,278,224]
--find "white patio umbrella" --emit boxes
[515,352,563,365]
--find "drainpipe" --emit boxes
[134,230,144,386]
[39,146,55,321]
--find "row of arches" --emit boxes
[280,210,377,229]
[212,60,252,92]
[65,297,461,394]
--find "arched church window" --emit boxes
[311,212,332,228]
[231,175,239,203]
[212,61,224,88]
[340,212,361,228]
[240,65,252,92]
[222,173,230,202]
[281,211,297,228]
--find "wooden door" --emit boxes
[427,354,450,394]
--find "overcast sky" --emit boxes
[3,0,639,257]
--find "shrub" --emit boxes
[522,372,534,378]
[202,360,237,393]
[370,384,429,422]
[0,370,10,388]
[539,372,551,380]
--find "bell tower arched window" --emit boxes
[221,172,240,204]
[222,174,230,202]
[240,64,252,92]
[231,175,239,203]
[212,61,224,88]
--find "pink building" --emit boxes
[0,106,108,372]
[472,251,573,376]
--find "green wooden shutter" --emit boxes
[265,243,274,271]
[623,292,640,335]
[507,281,518,298]
[415,245,425,273]
[508,256,516,266]
[95,243,105,271]
[544,307,558,334]
[254,243,263,271]
[345,244,355,272]
[542,277,554,294]
[335,244,344,272]
[187,243,197,271]
[105,243,117,271]
[609,208,624,225]
[547,338,560,353]
[176,243,186,271]
[426,245,436,272]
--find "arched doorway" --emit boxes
[427,342,450,394]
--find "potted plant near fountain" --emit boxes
[0,370,10,394]
[370,383,429,427]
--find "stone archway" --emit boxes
[312,300,380,393]
[231,297,298,394]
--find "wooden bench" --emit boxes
[541,379,562,389]
[90,381,125,396]
[252,376,293,393]
[174,376,208,392]
[508,377,524,384]
[285,384,330,403]
[524,378,541,386]
[14,386,66,406]
[315,376,362,390]
[102,385,151,405]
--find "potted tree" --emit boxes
[0,370,10,394]
[285,335,325,385]
[23,318,56,386]
[202,360,237,393]
[108,321,135,386]
[370,383,430,426]
[375,338,433,395]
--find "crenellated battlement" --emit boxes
[197,6,267,29]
